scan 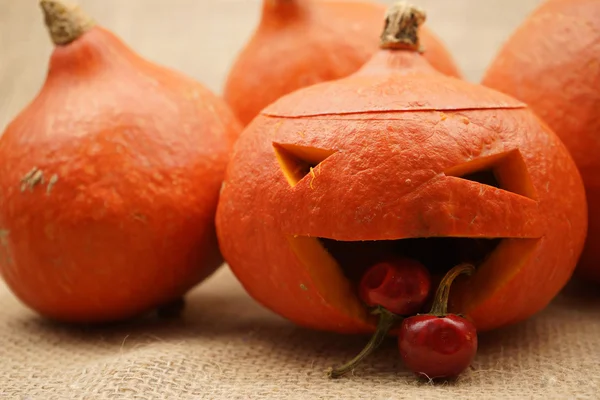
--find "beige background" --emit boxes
[2,1,600,399]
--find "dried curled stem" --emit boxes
[380,1,426,51]
[40,0,95,46]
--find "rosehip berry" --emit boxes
[328,258,431,379]
[398,263,478,380]
[399,314,477,379]
[359,258,431,316]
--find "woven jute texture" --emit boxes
[2,268,600,400]
[1,1,599,399]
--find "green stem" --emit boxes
[328,307,400,379]
[430,263,475,316]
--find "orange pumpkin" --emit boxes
[223,0,461,127]
[482,0,600,283]
[0,0,241,323]
[216,2,587,333]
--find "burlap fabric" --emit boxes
[1,1,599,399]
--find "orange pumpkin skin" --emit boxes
[216,48,587,334]
[482,0,600,283]
[0,26,241,323]
[223,0,461,127]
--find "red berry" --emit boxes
[358,258,431,315]
[397,263,478,380]
[398,314,477,379]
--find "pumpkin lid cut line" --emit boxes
[261,104,528,119]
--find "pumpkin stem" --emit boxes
[380,1,426,52]
[40,0,95,46]
[264,0,295,7]
[327,307,400,379]
[262,0,301,19]
[429,263,476,317]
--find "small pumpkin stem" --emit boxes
[380,1,426,51]
[40,0,95,46]
[263,0,295,11]
[430,263,476,316]
[262,0,301,18]
[265,0,294,5]
[328,307,400,379]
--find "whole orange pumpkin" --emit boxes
[223,0,461,127]
[216,2,587,333]
[482,0,600,283]
[0,0,241,323]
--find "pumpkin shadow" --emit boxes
[10,267,245,343]
[14,285,275,349]
[556,276,600,308]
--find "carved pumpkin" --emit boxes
[223,0,461,126]
[482,0,600,283]
[216,2,587,333]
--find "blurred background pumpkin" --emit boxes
[0,0,545,131]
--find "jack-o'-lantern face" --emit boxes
[216,55,586,334]
[273,138,541,307]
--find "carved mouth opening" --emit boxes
[288,234,539,323]
[318,237,502,285]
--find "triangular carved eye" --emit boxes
[444,149,537,200]
[273,143,336,187]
